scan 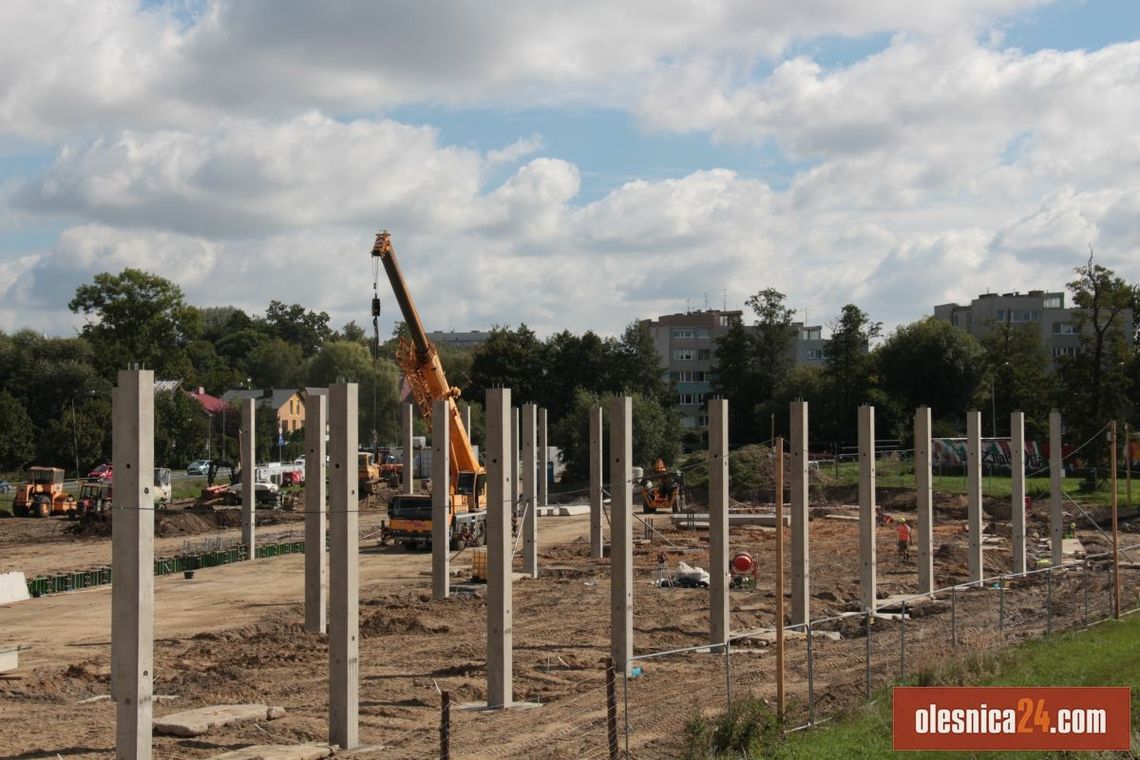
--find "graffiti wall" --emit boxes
[931,438,1073,471]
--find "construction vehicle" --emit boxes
[358,451,382,495]
[12,467,77,518]
[76,480,113,516]
[371,230,486,550]
[377,447,403,487]
[640,458,684,514]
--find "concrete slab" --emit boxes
[458,700,542,712]
[0,647,18,673]
[207,744,331,760]
[671,513,790,527]
[536,505,590,517]
[1062,538,1086,557]
[154,704,283,737]
[0,571,30,604]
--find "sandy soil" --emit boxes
[0,493,1134,759]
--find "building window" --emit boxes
[1052,322,1077,335]
[675,370,707,382]
[951,314,958,326]
[1010,310,1039,323]
[806,348,823,360]
[671,328,695,339]
[672,349,697,360]
[995,309,1006,322]
[1052,346,1079,358]
[801,327,821,340]
[697,348,711,360]
[1044,295,1062,309]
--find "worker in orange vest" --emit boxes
[896,518,912,561]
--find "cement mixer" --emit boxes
[730,551,757,589]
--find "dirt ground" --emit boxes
[0,488,1135,759]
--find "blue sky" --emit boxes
[1,0,1138,339]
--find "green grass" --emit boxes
[765,614,1140,759]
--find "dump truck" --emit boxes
[372,231,486,550]
[12,467,77,517]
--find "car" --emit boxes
[87,463,113,480]
[293,455,305,466]
[186,459,211,476]
[0,480,10,494]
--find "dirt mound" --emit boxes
[361,608,452,637]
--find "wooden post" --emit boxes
[1111,421,1120,619]
[1126,422,1132,510]
[439,691,451,760]
[775,437,785,719]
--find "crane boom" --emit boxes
[371,231,483,492]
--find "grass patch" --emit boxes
[737,615,1140,759]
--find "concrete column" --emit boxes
[1049,410,1063,567]
[111,369,154,760]
[790,401,809,626]
[914,406,934,595]
[521,403,538,578]
[304,392,328,633]
[328,383,359,749]
[1010,411,1026,575]
[512,408,520,517]
[966,410,984,585]
[485,388,513,707]
[432,399,450,601]
[402,402,414,495]
[610,396,633,674]
[538,408,549,507]
[708,399,729,649]
[242,398,255,553]
[588,406,604,559]
[858,405,877,611]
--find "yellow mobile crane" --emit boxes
[372,231,486,550]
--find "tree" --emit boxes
[1057,253,1136,458]
[875,317,985,436]
[68,269,201,377]
[307,341,401,444]
[712,319,760,444]
[263,301,332,357]
[747,288,795,402]
[247,339,306,390]
[154,389,210,468]
[613,321,671,404]
[0,390,35,470]
[467,325,546,405]
[979,323,1055,439]
[821,305,881,441]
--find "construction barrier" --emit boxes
[25,540,305,598]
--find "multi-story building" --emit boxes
[221,388,308,434]
[426,330,492,351]
[933,290,1089,364]
[640,310,827,430]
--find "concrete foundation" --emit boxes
[588,406,603,559]
[154,704,284,737]
[610,396,633,674]
[1010,411,1026,575]
[241,398,255,553]
[789,401,809,625]
[112,369,155,760]
[402,402,414,495]
[0,571,30,604]
[858,405,876,611]
[1050,410,1063,567]
[304,392,327,634]
[522,403,537,578]
[915,406,934,595]
[432,399,450,601]
[966,411,984,585]
[328,383,359,749]
[538,408,549,507]
[486,388,513,708]
[708,400,729,649]
[207,745,330,760]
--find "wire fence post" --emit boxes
[865,609,872,701]
[951,586,957,647]
[1083,559,1089,628]
[1047,566,1054,636]
[724,637,733,707]
[605,658,618,760]
[799,621,812,726]
[998,578,1005,638]
[622,657,630,759]
[899,600,906,681]
[439,690,451,760]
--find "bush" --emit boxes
[681,695,782,759]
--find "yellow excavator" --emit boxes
[371,231,486,550]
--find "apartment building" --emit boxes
[933,290,1091,364]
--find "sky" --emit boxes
[2,0,1139,342]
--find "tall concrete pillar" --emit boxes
[1010,411,1026,575]
[914,407,934,595]
[328,383,359,749]
[111,369,154,760]
[538,408,549,507]
[521,404,538,578]
[858,405,877,611]
[610,397,633,674]
[790,401,809,626]
[485,388,513,707]
[1049,410,1063,567]
[512,408,520,517]
[402,402,414,495]
[242,398,255,554]
[304,392,328,633]
[432,399,450,601]
[708,399,729,649]
[588,406,604,559]
[966,410,984,585]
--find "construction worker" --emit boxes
[896,518,912,561]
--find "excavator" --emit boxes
[371,230,486,550]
